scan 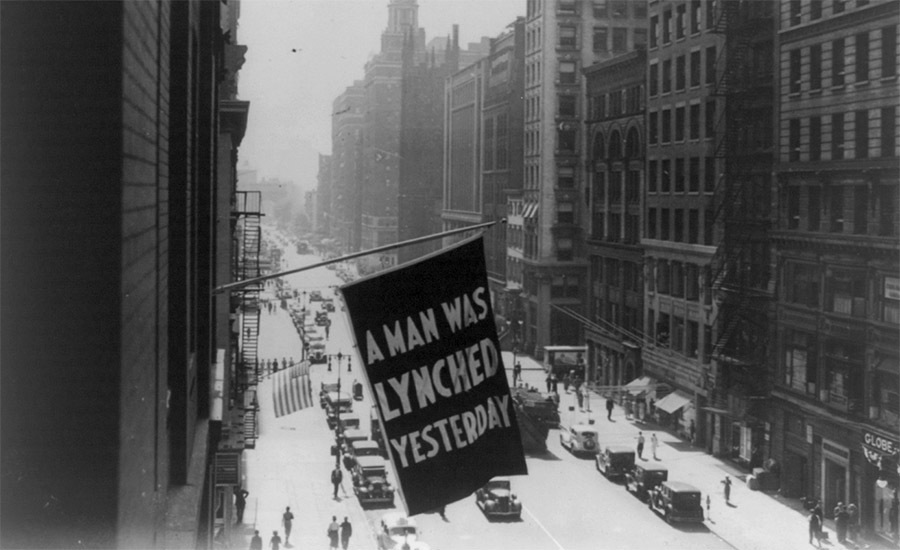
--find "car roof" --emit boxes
[636,463,669,472]
[663,481,700,493]
[352,440,380,449]
[605,445,634,454]
[343,429,367,439]
[356,455,387,468]
[571,424,597,433]
[381,512,417,528]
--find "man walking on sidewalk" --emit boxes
[339,517,352,550]
[606,398,614,421]
[650,433,659,460]
[513,362,522,387]
[331,465,344,499]
[281,507,294,545]
[721,476,732,504]
[636,432,645,460]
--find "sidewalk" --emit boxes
[508,351,891,550]
[233,305,378,550]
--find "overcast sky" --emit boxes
[237,0,523,191]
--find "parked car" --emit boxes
[625,462,669,501]
[322,299,335,312]
[350,439,383,459]
[377,513,428,550]
[559,424,600,455]
[309,342,327,364]
[309,290,323,301]
[595,445,635,480]
[475,477,522,520]
[647,481,705,524]
[352,456,395,508]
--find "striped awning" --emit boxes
[272,361,314,418]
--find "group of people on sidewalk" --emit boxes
[808,500,861,548]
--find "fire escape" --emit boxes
[233,190,263,448]
[706,0,775,413]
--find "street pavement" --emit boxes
[231,239,889,550]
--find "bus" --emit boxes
[542,345,587,378]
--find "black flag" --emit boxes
[340,236,527,515]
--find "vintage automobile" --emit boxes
[647,481,705,524]
[336,413,361,432]
[625,462,669,500]
[377,513,429,550]
[308,342,327,364]
[322,299,335,312]
[309,290,323,301]
[339,428,367,453]
[315,311,329,326]
[324,392,354,427]
[475,477,522,520]
[595,445,636,480]
[350,439,383,459]
[559,424,600,455]
[352,456,395,508]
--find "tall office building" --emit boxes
[519,0,646,354]
[769,0,899,541]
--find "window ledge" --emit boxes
[853,80,870,88]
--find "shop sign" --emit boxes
[861,430,899,466]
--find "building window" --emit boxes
[634,1,647,18]
[883,26,897,78]
[558,0,577,14]
[634,28,647,48]
[647,208,657,238]
[672,317,684,354]
[663,9,672,43]
[879,184,897,236]
[663,59,672,93]
[676,3,686,39]
[661,208,671,240]
[811,0,823,19]
[649,111,658,144]
[559,95,576,117]
[830,185,845,232]
[855,32,869,83]
[657,260,670,294]
[689,103,700,140]
[674,209,685,242]
[810,44,822,90]
[882,106,896,157]
[789,118,801,162]
[559,61,577,84]
[832,112,845,159]
[650,15,659,48]
[827,270,866,317]
[556,238,573,261]
[686,263,700,301]
[787,262,821,308]
[557,201,575,224]
[833,38,845,86]
[706,0,716,29]
[855,109,868,159]
[559,25,577,48]
[706,45,717,85]
[834,0,845,14]
[611,0,628,17]
[704,209,714,244]
[612,27,628,52]
[558,128,577,151]
[558,166,575,187]
[790,0,801,26]
[809,185,822,231]
[675,157,685,192]
[690,50,701,87]
[650,63,659,96]
[784,330,817,394]
[657,312,670,347]
[593,0,607,18]
[593,27,608,52]
[662,109,671,143]
[854,185,869,235]
[675,106,685,142]
[787,186,800,229]
[790,49,802,94]
[676,55,686,90]
[649,159,658,193]
[687,320,699,358]
[810,116,822,161]
[705,156,716,192]
[705,99,716,137]
[689,156,700,192]
[691,1,701,34]
[661,159,671,192]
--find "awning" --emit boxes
[701,406,732,416]
[655,390,691,414]
[523,203,538,219]
[625,376,655,396]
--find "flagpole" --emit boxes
[214,218,504,294]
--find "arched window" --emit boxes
[625,127,641,158]
[608,130,623,159]
[592,133,606,162]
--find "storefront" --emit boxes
[861,430,899,543]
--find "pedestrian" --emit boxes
[545,373,553,393]
[269,530,282,550]
[282,506,294,545]
[636,431,645,459]
[249,530,263,550]
[651,433,659,460]
[513,362,522,386]
[834,502,848,543]
[564,370,573,392]
[809,509,822,547]
[234,485,249,524]
[606,397,614,420]
[327,516,340,550]
[575,384,585,410]
[340,516,352,550]
[331,465,343,499]
[847,502,859,542]
[722,476,732,504]
[689,419,696,444]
